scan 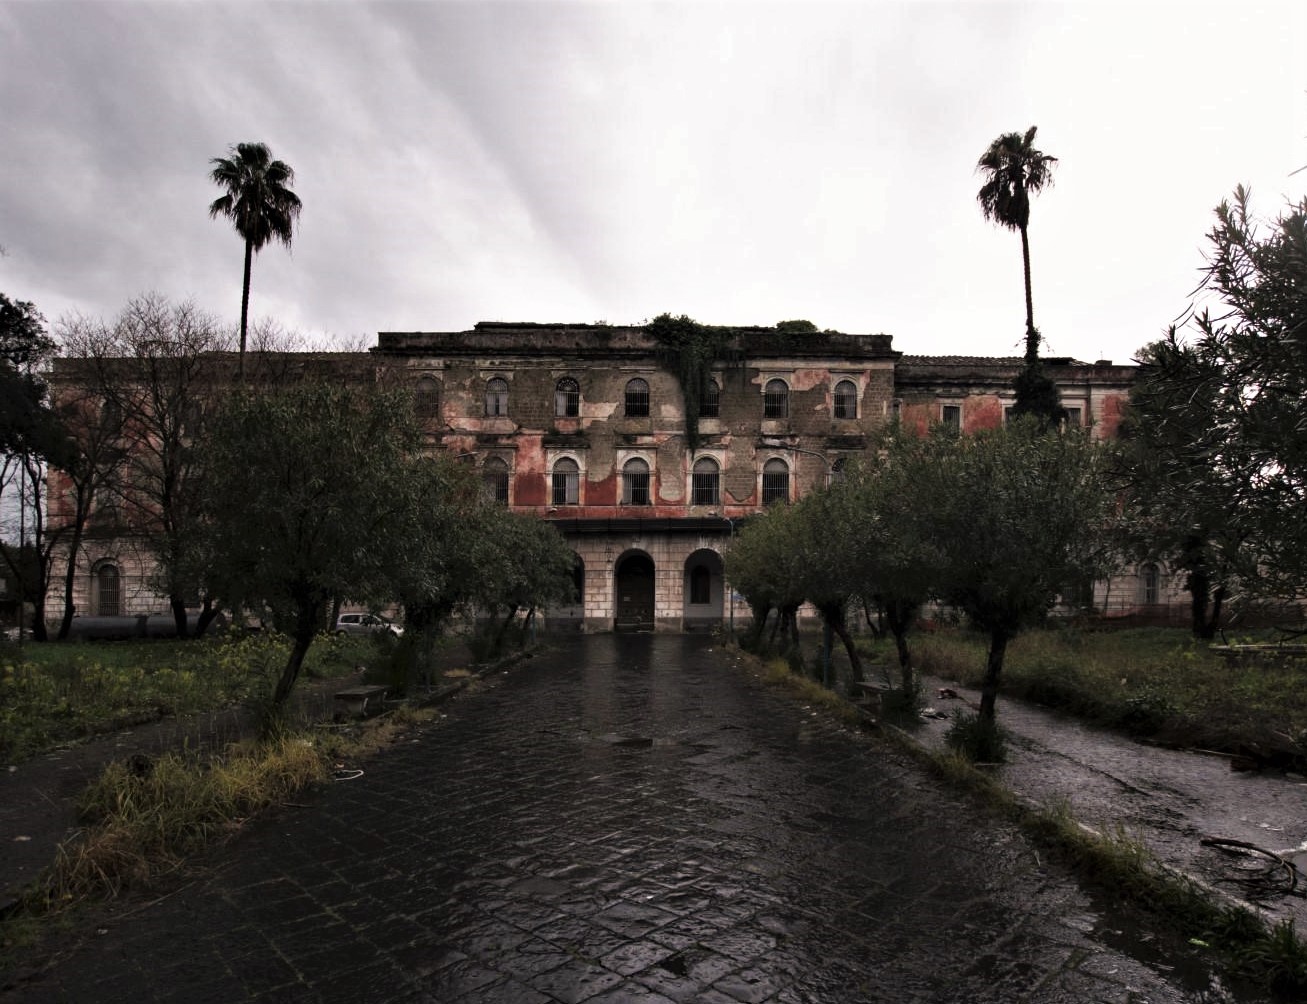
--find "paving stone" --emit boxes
[3,636,1251,1003]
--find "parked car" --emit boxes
[333,612,402,637]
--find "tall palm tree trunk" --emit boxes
[1020,225,1037,361]
[239,238,253,381]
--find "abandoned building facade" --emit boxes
[51,321,1167,633]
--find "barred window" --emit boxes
[552,458,580,506]
[764,379,789,419]
[699,379,720,418]
[829,456,846,486]
[555,378,580,417]
[833,380,857,419]
[1064,406,1083,428]
[485,378,509,417]
[415,376,440,419]
[622,458,651,505]
[483,457,509,504]
[625,378,650,417]
[691,457,720,506]
[95,562,121,616]
[941,404,961,432]
[762,458,789,506]
[1141,563,1160,605]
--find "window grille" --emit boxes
[763,379,789,419]
[691,457,720,506]
[415,376,440,419]
[829,457,846,486]
[941,404,961,432]
[96,563,121,616]
[624,378,650,417]
[555,378,580,417]
[483,457,509,504]
[552,458,580,506]
[485,378,509,417]
[622,458,651,505]
[1142,563,1160,605]
[689,566,711,605]
[833,380,857,419]
[1064,406,1083,428]
[762,458,789,505]
[699,379,720,418]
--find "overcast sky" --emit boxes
[1,0,1304,366]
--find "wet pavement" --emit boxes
[914,672,1307,931]
[3,635,1262,1002]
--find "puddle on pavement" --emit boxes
[1086,890,1269,1003]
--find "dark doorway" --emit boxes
[614,552,655,632]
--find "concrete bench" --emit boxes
[334,685,390,718]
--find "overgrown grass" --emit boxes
[1,701,447,963]
[760,657,862,727]
[914,626,1307,759]
[0,632,377,763]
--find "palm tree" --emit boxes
[208,142,302,378]
[976,126,1057,361]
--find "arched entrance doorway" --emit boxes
[683,548,724,631]
[614,551,655,632]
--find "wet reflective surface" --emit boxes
[5,636,1264,1002]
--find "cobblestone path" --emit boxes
[5,635,1242,1002]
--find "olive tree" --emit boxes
[198,382,420,706]
[927,420,1113,722]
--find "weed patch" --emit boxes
[0,633,372,763]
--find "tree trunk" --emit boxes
[170,592,190,640]
[1020,224,1037,361]
[194,596,219,638]
[274,603,320,706]
[57,513,88,640]
[829,610,863,684]
[239,239,253,381]
[978,629,1010,723]
[884,600,916,693]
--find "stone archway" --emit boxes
[614,551,655,632]
[683,548,724,631]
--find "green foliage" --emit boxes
[0,293,66,462]
[1010,353,1064,429]
[0,633,369,762]
[775,319,818,333]
[945,711,1008,762]
[915,626,1307,755]
[648,313,732,450]
[1130,187,1307,602]
[198,383,422,703]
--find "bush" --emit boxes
[945,711,1008,763]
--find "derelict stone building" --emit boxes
[48,320,1164,633]
[372,322,1140,632]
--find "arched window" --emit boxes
[691,457,720,506]
[764,379,789,419]
[762,458,789,506]
[485,378,509,417]
[555,378,580,418]
[624,378,650,417]
[95,562,121,616]
[415,376,440,419]
[622,458,651,505]
[833,379,857,419]
[483,457,509,504]
[1141,563,1160,606]
[552,457,580,506]
[699,378,720,418]
[689,566,711,605]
